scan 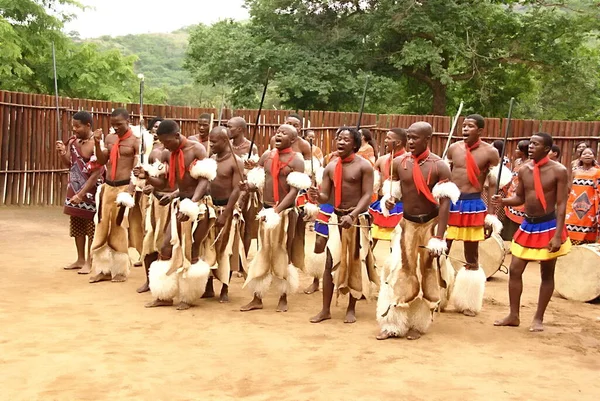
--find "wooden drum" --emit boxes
[555,244,600,302]
[449,233,507,278]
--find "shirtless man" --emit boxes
[369,128,407,248]
[446,114,500,317]
[376,122,458,340]
[240,124,309,312]
[89,108,140,283]
[200,126,245,302]
[269,114,312,159]
[189,113,212,153]
[137,120,216,310]
[492,133,571,332]
[308,127,376,324]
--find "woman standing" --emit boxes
[357,128,377,165]
[571,141,590,171]
[566,148,600,244]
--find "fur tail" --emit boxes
[178,260,211,305]
[149,260,179,301]
[376,283,409,337]
[408,298,434,334]
[276,264,300,295]
[451,267,486,314]
[304,251,326,279]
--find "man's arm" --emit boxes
[224,158,244,215]
[191,145,210,202]
[486,147,501,214]
[93,130,110,165]
[350,162,374,218]
[434,161,453,239]
[501,167,525,207]
[554,166,569,235]
[315,164,334,204]
[78,168,103,198]
[300,140,312,160]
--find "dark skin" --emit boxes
[200,127,244,303]
[378,122,452,340]
[268,117,312,160]
[189,117,211,154]
[491,135,569,332]
[56,118,103,273]
[135,132,211,310]
[307,130,374,324]
[239,124,305,312]
[446,118,500,281]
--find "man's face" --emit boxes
[285,117,302,136]
[528,136,549,161]
[305,130,315,143]
[226,120,239,139]
[209,131,227,154]
[384,131,398,153]
[406,127,428,155]
[151,121,161,134]
[462,118,482,143]
[274,126,295,150]
[110,115,129,136]
[336,130,355,159]
[159,132,181,152]
[72,119,89,139]
[198,118,210,138]
[549,150,558,161]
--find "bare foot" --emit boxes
[176,302,193,310]
[219,287,229,303]
[376,330,397,340]
[240,296,263,311]
[134,261,143,267]
[529,319,544,332]
[111,274,127,282]
[202,278,215,298]
[89,273,111,283]
[145,299,173,308]
[309,310,331,323]
[407,329,422,340]
[462,309,477,317]
[303,279,319,294]
[64,260,84,270]
[78,261,92,275]
[276,295,288,312]
[494,315,520,327]
[136,282,150,293]
[344,309,357,324]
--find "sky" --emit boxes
[62,0,249,38]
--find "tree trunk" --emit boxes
[431,80,447,115]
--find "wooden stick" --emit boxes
[495,98,515,195]
[248,67,270,160]
[441,101,464,159]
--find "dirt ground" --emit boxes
[1,207,599,401]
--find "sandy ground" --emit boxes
[1,207,599,401]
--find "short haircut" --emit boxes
[287,113,302,122]
[111,108,129,120]
[199,113,211,120]
[492,140,504,155]
[533,132,553,148]
[389,128,407,144]
[517,140,530,154]
[336,126,361,152]
[576,141,590,148]
[156,120,180,136]
[465,114,485,129]
[148,116,163,129]
[551,144,561,158]
[73,111,92,126]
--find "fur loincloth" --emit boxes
[141,193,171,257]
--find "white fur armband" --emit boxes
[432,181,460,203]
[116,192,135,208]
[382,179,402,199]
[487,164,512,189]
[179,199,200,221]
[189,158,217,181]
[304,157,321,175]
[426,237,447,257]
[304,202,319,220]
[258,208,281,230]
[315,166,324,187]
[247,167,265,190]
[485,214,503,236]
[373,170,381,194]
[143,161,167,178]
[287,172,312,190]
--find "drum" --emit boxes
[449,233,507,278]
[555,244,600,302]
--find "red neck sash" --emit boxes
[168,137,188,188]
[412,148,437,205]
[109,129,132,180]
[465,140,481,189]
[534,156,550,211]
[272,148,293,203]
[334,153,356,207]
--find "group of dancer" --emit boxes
[56,108,572,340]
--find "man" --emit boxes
[89,108,140,283]
[269,114,312,159]
[492,133,571,332]
[239,124,309,312]
[504,140,529,240]
[308,127,377,324]
[369,128,407,247]
[190,113,212,153]
[376,122,458,340]
[227,116,259,259]
[138,120,217,310]
[199,126,245,303]
[56,111,105,274]
[445,114,501,317]
[549,145,561,162]
[304,129,323,164]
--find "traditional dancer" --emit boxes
[239,124,309,312]
[189,113,212,153]
[504,140,529,240]
[199,126,245,302]
[445,114,501,317]
[88,108,139,283]
[375,122,458,340]
[308,127,377,324]
[492,132,571,332]
[57,111,105,274]
[369,128,407,246]
[139,120,217,310]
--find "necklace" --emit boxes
[215,152,232,163]
[232,139,248,150]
